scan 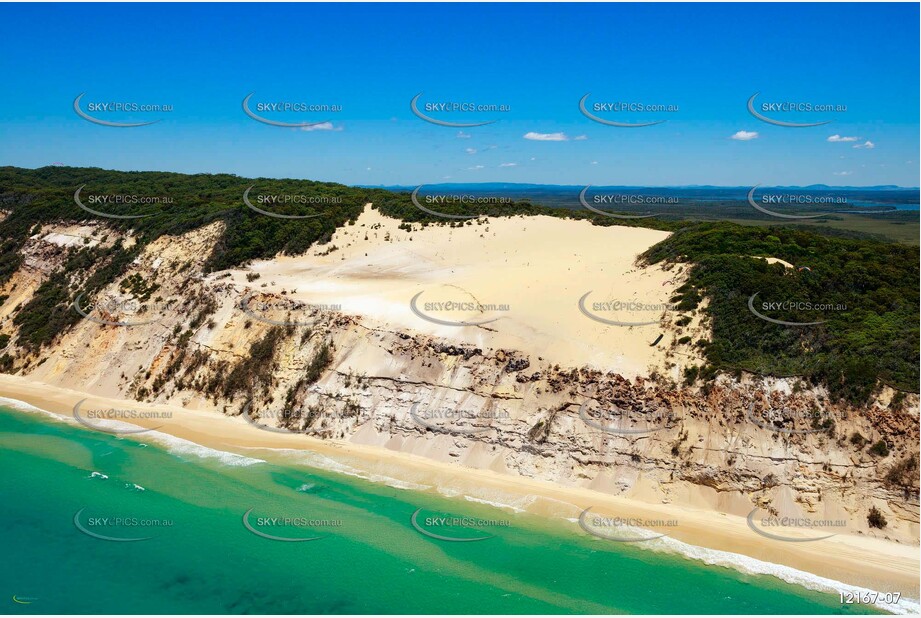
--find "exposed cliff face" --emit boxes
[0,217,917,544]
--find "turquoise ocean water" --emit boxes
[0,403,898,615]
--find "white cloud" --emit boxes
[574,134,588,141]
[854,140,875,149]
[499,162,517,167]
[456,131,471,139]
[529,157,536,161]
[299,122,341,132]
[465,148,477,155]
[591,161,598,165]
[467,165,484,170]
[730,130,759,141]
[833,171,853,176]
[827,134,860,143]
[524,131,569,141]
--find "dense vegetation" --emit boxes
[643,222,919,402]
[13,241,139,349]
[0,165,679,353]
[0,166,388,277]
[1,166,917,403]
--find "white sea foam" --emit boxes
[368,474,431,491]
[7,396,915,611]
[463,494,536,513]
[125,483,146,491]
[251,448,431,491]
[10,403,268,468]
[139,430,265,467]
[89,471,108,480]
[667,540,920,615]
[0,396,144,433]
[434,484,539,514]
[582,525,919,615]
[0,396,69,420]
[299,454,435,491]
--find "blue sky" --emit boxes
[0,3,917,187]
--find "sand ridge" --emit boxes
[221,205,686,379]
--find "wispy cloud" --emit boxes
[833,171,853,176]
[524,131,569,141]
[465,148,477,155]
[299,122,342,132]
[854,140,875,149]
[574,134,588,141]
[499,162,517,167]
[827,134,860,143]
[456,131,471,139]
[467,165,484,170]
[730,130,759,141]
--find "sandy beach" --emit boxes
[1,372,917,603]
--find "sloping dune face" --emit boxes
[224,206,687,378]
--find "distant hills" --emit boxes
[359,182,918,191]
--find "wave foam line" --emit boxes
[245,447,431,491]
[636,532,919,615]
[141,430,265,467]
[0,396,71,420]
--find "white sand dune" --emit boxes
[224,205,686,377]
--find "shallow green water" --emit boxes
[0,405,885,614]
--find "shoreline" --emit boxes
[1,372,918,612]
